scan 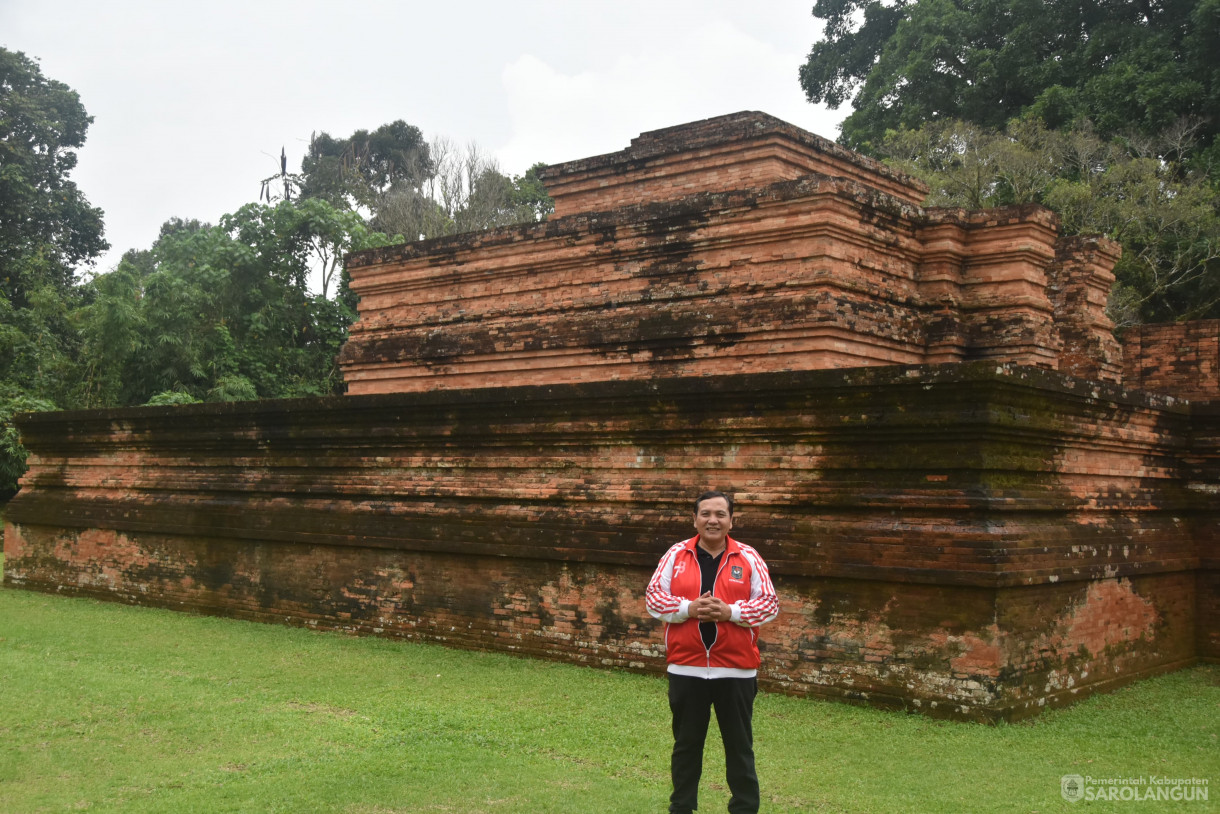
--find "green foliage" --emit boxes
[299,120,433,211]
[0,281,88,409]
[511,162,556,222]
[76,258,146,407]
[300,124,552,242]
[0,47,105,407]
[1,591,1216,812]
[802,1,1220,323]
[0,48,110,495]
[0,393,55,500]
[801,1,1219,155]
[878,118,1220,324]
[81,199,399,406]
[0,48,107,308]
[207,374,258,402]
[143,390,201,407]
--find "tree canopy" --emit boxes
[800,0,1220,325]
[297,120,434,211]
[296,126,553,241]
[0,48,107,307]
[1,48,107,496]
[880,117,1220,324]
[801,0,1220,158]
[77,200,400,409]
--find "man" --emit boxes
[646,490,779,814]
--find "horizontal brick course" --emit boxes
[539,111,930,214]
[5,364,1214,720]
[341,120,1121,395]
[1122,320,1220,401]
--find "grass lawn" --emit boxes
[0,566,1215,813]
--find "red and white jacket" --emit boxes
[646,535,779,678]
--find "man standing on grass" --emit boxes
[646,490,779,814]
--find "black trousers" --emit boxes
[667,673,759,814]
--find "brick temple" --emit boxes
[5,112,1217,721]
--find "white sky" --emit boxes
[2,1,845,281]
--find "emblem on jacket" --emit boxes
[731,566,743,580]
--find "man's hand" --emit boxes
[690,591,732,622]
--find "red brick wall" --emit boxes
[6,364,1213,720]
[1123,320,1220,401]
[763,573,1197,719]
[540,111,929,215]
[1201,571,1220,662]
[342,194,1122,395]
[1189,402,1220,661]
[1046,236,1123,381]
[5,522,1195,722]
[340,114,1122,396]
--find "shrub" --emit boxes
[0,394,56,500]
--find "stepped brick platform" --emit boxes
[338,113,1122,395]
[5,112,1217,721]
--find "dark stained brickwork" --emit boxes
[1122,320,1220,402]
[1186,401,1220,662]
[4,364,1215,721]
[339,117,1122,395]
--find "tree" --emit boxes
[510,162,556,223]
[1,50,112,498]
[800,1,1219,156]
[0,281,84,406]
[0,48,107,308]
[298,122,554,242]
[75,257,144,408]
[78,199,399,407]
[298,120,433,211]
[373,138,552,240]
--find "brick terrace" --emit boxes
[4,112,1217,720]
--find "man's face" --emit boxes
[693,496,733,547]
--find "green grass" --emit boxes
[0,586,1216,813]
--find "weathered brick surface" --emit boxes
[3,112,1216,720]
[539,111,930,215]
[1122,320,1220,401]
[339,116,1122,396]
[1046,236,1123,381]
[5,364,1214,720]
[1186,401,1220,661]
[763,573,1196,719]
[1201,570,1220,661]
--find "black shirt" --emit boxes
[696,544,724,651]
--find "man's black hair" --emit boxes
[694,490,734,516]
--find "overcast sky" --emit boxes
[2,1,845,281]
